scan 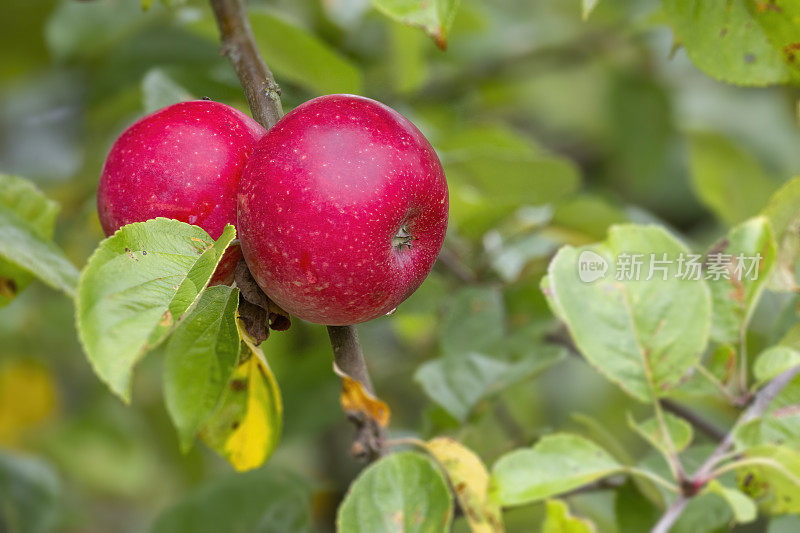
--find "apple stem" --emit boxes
[210,0,387,461]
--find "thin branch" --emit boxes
[652,496,689,533]
[328,325,388,460]
[694,364,800,481]
[652,364,800,532]
[210,0,283,128]
[209,0,386,461]
[661,399,726,442]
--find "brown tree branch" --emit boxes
[328,325,387,460]
[661,399,726,442]
[209,0,386,461]
[210,0,283,128]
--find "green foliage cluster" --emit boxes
[2,0,800,531]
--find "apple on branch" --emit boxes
[238,94,449,325]
[97,100,266,285]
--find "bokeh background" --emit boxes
[2,0,800,531]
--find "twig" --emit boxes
[210,0,283,128]
[328,325,388,460]
[661,399,726,442]
[652,364,800,532]
[209,0,386,461]
[652,497,689,533]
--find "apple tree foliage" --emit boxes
[2,0,800,532]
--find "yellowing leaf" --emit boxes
[424,437,503,532]
[0,359,57,445]
[333,362,390,428]
[199,322,282,472]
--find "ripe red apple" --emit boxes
[97,100,265,284]
[238,94,449,325]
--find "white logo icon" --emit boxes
[578,250,608,283]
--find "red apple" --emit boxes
[97,100,265,284]
[238,94,449,325]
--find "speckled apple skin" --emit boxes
[238,94,449,325]
[97,100,265,285]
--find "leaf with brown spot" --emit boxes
[423,437,504,532]
[76,219,236,401]
[199,319,282,471]
[707,217,776,344]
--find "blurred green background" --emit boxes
[1,0,799,531]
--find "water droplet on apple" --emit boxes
[385,308,397,316]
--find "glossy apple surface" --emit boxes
[97,100,265,284]
[238,94,449,325]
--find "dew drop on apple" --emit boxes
[385,307,397,316]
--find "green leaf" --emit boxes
[687,132,776,226]
[45,0,153,61]
[747,0,800,79]
[76,219,235,402]
[415,347,564,422]
[707,217,776,344]
[164,285,240,452]
[769,515,800,532]
[151,468,311,533]
[0,175,58,239]
[762,176,800,291]
[336,451,453,533]
[0,207,79,300]
[662,0,793,86]
[141,68,193,113]
[542,499,595,533]
[736,445,800,514]
[440,286,504,357]
[441,125,580,238]
[489,433,623,507]
[390,22,428,94]
[371,0,461,49]
[754,346,800,387]
[0,174,73,305]
[703,479,757,524]
[627,411,693,458]
[199,324,282,472]
[581,0,600,21]
[185,9,362,95]
[249,10,362,95]
[141,0,154,10]
[544,224,711,402]
[615,481,660,533]
[734,414,800,451]
[0,451,61,533]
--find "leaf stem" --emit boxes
[625,467,681,494]
[709,457,800,487]
[694,363,738,404]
